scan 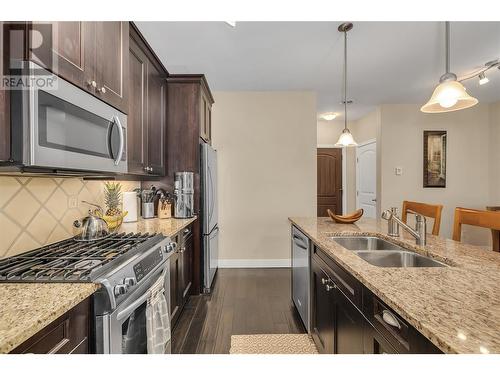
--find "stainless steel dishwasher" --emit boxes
[291,226,311,332]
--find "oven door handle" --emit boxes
[116,287,152,322]
[112,115,124,166]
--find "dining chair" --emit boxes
[402,200,443,236]
[452,207,500,251]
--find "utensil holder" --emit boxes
[142,202,155,219]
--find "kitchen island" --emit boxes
[289,217,500,354]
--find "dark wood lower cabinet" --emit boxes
[11,297,91,354]
[311,259,335,353]
[170,224,195,328]
[310,247,442,354]
[335,286,365,354]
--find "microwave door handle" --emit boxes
[113,115,124,166]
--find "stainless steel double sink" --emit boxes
[331,236,446,268]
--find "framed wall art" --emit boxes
[423,130,447,188]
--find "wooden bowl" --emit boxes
[327,208,364,224]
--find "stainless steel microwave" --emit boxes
[9,62,127,174]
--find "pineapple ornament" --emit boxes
[104,182,122,216]
[97,182,128,232]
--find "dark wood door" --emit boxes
[146,61,166,175]
[95,22,128,113]
[127,37,147,174]
[363,320,398,354]
[335,287,365,353]
[317,148,342,216]
[311,259,335,354]
[180,230,193,303]
[29,22,95,92]
[170,247,181,326]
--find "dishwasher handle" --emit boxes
[293,235,308,250]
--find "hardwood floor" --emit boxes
[171,268,305,354]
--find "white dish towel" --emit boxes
[146,271,171,354]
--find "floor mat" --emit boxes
[229,334,319,354]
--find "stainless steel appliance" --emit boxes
[173,172,194,218]
[291,226,311,332]
[8,61,127,174]
[0,232,176,354]
[201,143,218,293]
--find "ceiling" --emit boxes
[136,21,500,120]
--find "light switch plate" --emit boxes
[395,167,403,176]
[68,195,78,209]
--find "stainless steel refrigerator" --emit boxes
[201,143,219,292]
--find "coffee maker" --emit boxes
[173,172,194,218]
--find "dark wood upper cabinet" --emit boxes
[127,24,167,177]
[147,62,166,175]
[127,37,148,175]
[95,22,129,113]
[167,74,214,161]
[28,22,128,113]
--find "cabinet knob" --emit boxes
[326,284,335,292]
[88,80,97,88]
[321,277,328,285]
[98,86,107,94]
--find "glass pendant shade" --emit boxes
[420,80,478,113]
[335,128,358,147]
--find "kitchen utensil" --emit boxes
[142,202,155,219]
[158,192,172,219]
[73,202,110,241]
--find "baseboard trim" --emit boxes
[218,259,291,268]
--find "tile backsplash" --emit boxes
[0,177,139,258]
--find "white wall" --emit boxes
[379,104,491,245]
[212,91,317,267]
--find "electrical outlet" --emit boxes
[68,195,78,209]
[395,167,403,176]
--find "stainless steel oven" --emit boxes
[95,260,171,354]
[10,61,127,174]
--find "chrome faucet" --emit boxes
[381,208,427,246]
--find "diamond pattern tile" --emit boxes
[3,189,41,226]
[0,177,139,258]
[0,177,21,208]
[0,212,22,257]
[45,187,68,220]
[60,208,81,232]
[60,178,84,196]
[27,208,57,243]
[26,178,57,204]
[7,232,40,257]
[46,224,71,245]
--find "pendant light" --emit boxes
[335,22,357,147]
[421,22,478,113]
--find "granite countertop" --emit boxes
[120,216,197,237]
[0,283,100,353]
[0,217,195,354]
[289,217,500,354]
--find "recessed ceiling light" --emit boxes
[320,112,338,121]
[225,21,236,27]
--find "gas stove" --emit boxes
[0,232,167,282]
